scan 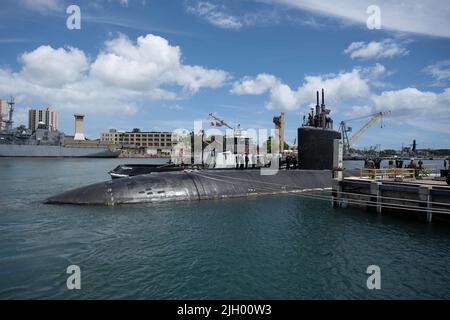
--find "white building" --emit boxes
[28,107,59,132]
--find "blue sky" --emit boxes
[0,0,449,149]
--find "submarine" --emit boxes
[46,89,342,206]
[45,169,334,205]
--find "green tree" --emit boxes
[15,125,27,134]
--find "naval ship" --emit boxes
[0,98,121,158]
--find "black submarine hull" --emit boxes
[45,169,334,205]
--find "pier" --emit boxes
[332,168,450,223]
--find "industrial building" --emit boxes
[101,129,175,155]
[28,107,59,132]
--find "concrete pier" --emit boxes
[332,175,450,223]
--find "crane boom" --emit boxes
[348,112,384,147]
[340,111,389,155]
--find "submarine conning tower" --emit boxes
[298,89,341,170]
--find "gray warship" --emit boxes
[0,98,121,158]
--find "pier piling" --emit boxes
[419,186,433,223]
[370,181,382,214]
[332,179,342,208]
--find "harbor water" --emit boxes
[0,158,449,299]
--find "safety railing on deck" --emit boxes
[360,168,416,180]
[419,165,440,177]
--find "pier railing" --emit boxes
[359,168,416,180]
[419,165,440,176]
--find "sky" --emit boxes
[0,0,449,149]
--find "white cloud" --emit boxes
[356,63,394,88]
[423,60,450,85]
[21,0,63,12]
[231,65,450,134]
[368,88,450,134]
[0,34,229,115]
[363,63,386,76]
[272,0,450,38]
[163,104,184,111]
[371,87,450,116]
[356,87,450,134]
[186,1,243,30]
[344,39,409,59]
[231,68,371,111]
[230,74,279,95]
[20,46,89,88]
[267,83,300,111]
[185,1,319,30]
[345,105,373,118]
[91,34,228,93]
[119,0,129,7]
[21,0,133,11]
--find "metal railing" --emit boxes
[419,165,440,176]
[359,168,416,180]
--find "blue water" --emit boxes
[0,158,449,299]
